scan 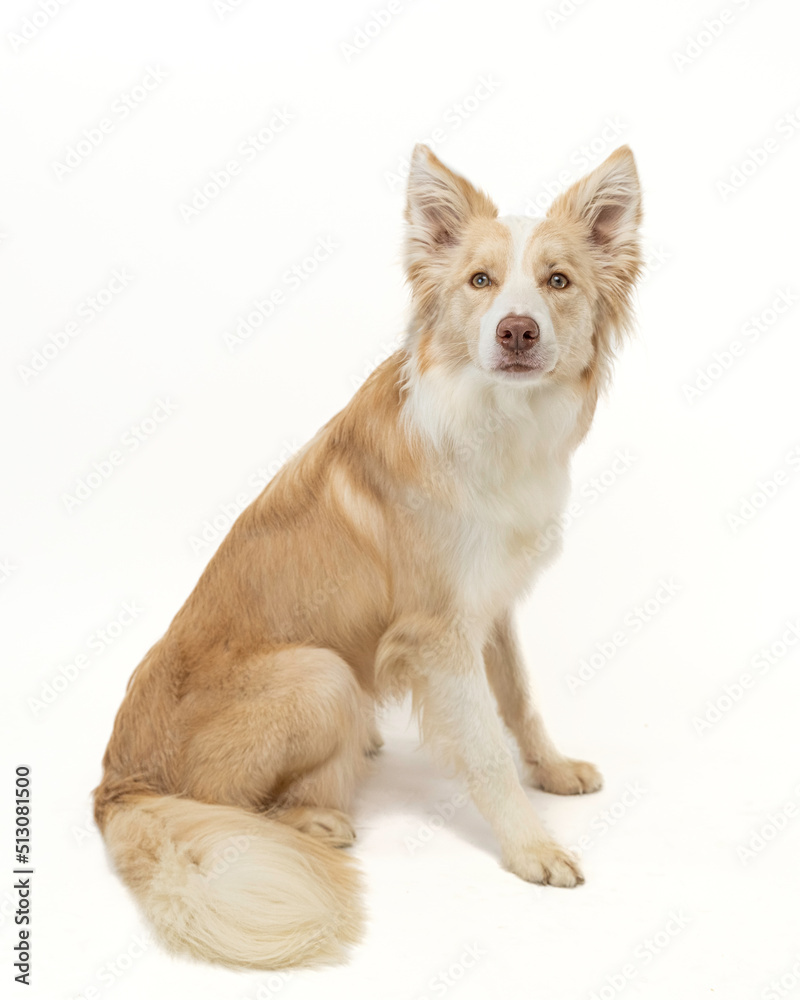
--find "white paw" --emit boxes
[506,840,585,887]
[529,757,603,796]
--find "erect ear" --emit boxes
[548,145,642,252]
[405,144,497,252]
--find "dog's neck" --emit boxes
[400,350,584,471]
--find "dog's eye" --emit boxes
[549,273,569,289]
[471,272,491,288]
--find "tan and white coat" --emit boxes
[94,143,643,969]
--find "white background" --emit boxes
[3,0,800,998]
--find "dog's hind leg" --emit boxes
[274,805,357,847]
[178,646,372,832]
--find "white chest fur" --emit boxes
[403,364,581,620]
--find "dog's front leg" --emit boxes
[484,612,603,795]
[380,618,584,887]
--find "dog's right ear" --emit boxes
[404,146,497,322]
[404,145,497,252]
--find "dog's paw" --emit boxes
[278,806,357,847]
[505,840,584,887]
[529,757,603,795]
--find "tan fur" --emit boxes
[94,143,643,968]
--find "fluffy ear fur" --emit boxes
[548,145,643,351]
[404,145,497,323]
[549,144,642,252]
[404,144,497,248]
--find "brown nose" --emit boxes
[495,315,540,352]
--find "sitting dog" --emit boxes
[94,143,643,969]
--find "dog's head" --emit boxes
[403,145,642,388]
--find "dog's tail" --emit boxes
[98,793,364,969]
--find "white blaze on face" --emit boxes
[477,215,559,380]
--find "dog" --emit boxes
[94,143,643,969]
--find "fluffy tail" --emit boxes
[100,794,364,969]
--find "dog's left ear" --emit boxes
[548,145,642,255]
[405,145,497,252]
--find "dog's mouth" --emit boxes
[492,357,551,378]
[501,361,539,374]
[481,338,557,381]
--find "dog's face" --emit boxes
[404,145,642,387]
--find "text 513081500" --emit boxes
[13,766,32,986]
